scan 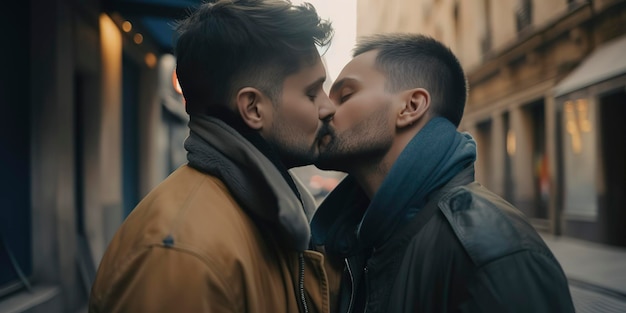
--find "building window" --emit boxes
[567,0,577,10]
[481,0,493,56]
[454,1,460,33]
[516,0,532,33]
[1,8,32,296]
[0,110,32,297]
[122,53,141,218]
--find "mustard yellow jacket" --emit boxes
[89,116,341,313]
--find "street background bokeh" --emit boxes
[1,0,625,312]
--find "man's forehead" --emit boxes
[298,54,324,74]
[339,51,378,77]
[285,56,326,85]
[332,51,380,91]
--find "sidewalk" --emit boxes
[540,233,626,313]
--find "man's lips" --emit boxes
[316,124,333,149]
[318,133,332,147]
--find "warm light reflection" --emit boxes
[133,33,143,44]
[565,101,582,154]
[145,53,157,68]
[564,98,592,154]
[576,99,592,132]
[506,129,516,156]
[172,70,183,95]
[99,13,122,118]
[122,21,132,32]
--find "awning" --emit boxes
[553,34,626,97]
[106,0,205,52]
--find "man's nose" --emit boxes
[319,94,336,121]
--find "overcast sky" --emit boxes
[293,0,357,83]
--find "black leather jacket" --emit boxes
[312,168,575,313]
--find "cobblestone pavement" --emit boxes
[541,234,626,312]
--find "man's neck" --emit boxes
[351,161,389,199]
[352,126,422,199]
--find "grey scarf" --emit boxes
[184,115,316,251]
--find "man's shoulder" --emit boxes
[91,165,269,306]
[131,164,242,232]
[99,164,257,274]
[437,183,554,267]
[149,164,227,199]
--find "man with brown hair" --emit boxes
[89,1,338,312]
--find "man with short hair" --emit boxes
[89,1,338,312]
[312,33,575,313]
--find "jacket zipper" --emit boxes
[344,258,355,313]
[299,253,309,313]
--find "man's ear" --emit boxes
[236,87,268,130]
[397,88,430,128]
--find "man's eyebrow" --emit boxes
[306,77,326,90]
[330,77,353,95]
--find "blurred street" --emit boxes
[541,233,626,312]
[1,0,625,312]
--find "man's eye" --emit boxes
[308,94,317,101]
[340,93,352,103]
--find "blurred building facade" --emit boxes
[0,0,190,311]
[357,0,626,246]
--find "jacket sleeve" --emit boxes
[90,246,238,313]
[465,250,576,313]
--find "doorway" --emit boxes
[599,89,626,247]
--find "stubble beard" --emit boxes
[316,111,393,173]
[267,119,320,169]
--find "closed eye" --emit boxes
[330,78,358,104]
[339,93,352,103]
[306,77,326,102]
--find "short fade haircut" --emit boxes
[175,0,333,115]
[353,33,467,127]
